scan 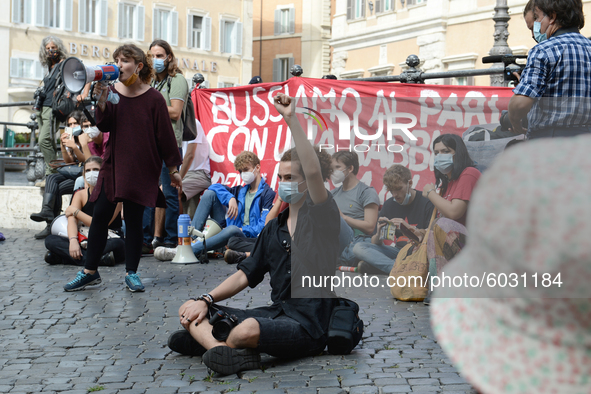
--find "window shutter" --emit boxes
[219,20,225,52]
[288,57,295,78]
[35,61,43,80]
[361,0,366,17]
[78,0,86,32]
[272,58,281,82]
[202,80,209,88]
[10,58,19,78]
[235,22,242,55]
[117,2,124,38]
[203,16,211,51]
[346,0,352,20]
[274,9,280,35]
[64,0,72,30]
[12,0,21,23]
[153,8,160,40]
[136,5,145,41]
[170,11,178,46]
[35,0,44,26]
[376,0,382,13]
[289,8,295,34]
[217,81,224,88]
[99,0,108,35]
[23,0,31,24]
[186,14,192,47]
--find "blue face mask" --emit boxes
[153,58,166,73]
[278,181,307,204]
[401,182,412,206]
[434,153,454,174]
[533,16,547,43]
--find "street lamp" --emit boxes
[488,0,513,86]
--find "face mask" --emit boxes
[85,170,99,187]
[331,170,346,184]
[241,171,255,185]
[85,126,100,139]
[278,181,307,204]
[434,153,455,174]
[121,65,139,87]
[400,182,412,206]
[72,125,83,137]
[153,58,166,73]
[533,16,548,43]
[47,49,59,61]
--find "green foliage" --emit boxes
[87,386,105,392]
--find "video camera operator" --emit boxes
[508,0,591,139]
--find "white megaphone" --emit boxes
[174,218,223,264]
[61,57,120,94]
[50,215,69,238]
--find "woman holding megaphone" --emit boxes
[63,44,182,293]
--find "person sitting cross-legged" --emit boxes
[167,93,341,375]
[154,150,275,262]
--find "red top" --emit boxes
[442,167,481,226]
[91,86,182,207]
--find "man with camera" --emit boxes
[168,93,341,375]
[508,0,591,139]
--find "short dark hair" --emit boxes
[332,151,360,175]
[281,146,333,181]
[533,0,584,29]
[432,134,475,195]
[524,0,534,17]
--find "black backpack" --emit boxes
[166,77,198,141]
[51,62,76,123]
[326,298,364,355]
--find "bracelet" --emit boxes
[426,188,436,198]
[74,209,80,218]
[203,293,215,304]
[69,236,78,241]
[169,170,179,175]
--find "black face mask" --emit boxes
[47,49,60,61]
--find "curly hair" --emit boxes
[234,151,261,172]
[281,146,333,181]
[113,44,154,85]
[39,36,67,68]
[149,40,183,78]
[332,151,360,175]
[383,164,412,191]
[534,0,584,29]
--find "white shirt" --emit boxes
[181,119,211,174]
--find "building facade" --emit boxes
[2,0,254,131]
[252,0,332,83]
[330,0,591,85]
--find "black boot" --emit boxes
[35,223,52,239]
[30,194,57,222]
[99,251,116,267]
[44,251,63,265]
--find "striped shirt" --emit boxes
[513,30,591,132]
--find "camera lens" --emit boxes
[211,320,234,342]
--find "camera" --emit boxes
[33,87,46,111]
[209,310,238,342]
[499,110,528,132]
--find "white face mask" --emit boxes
[85,126,100,139]
[331,169,346,184]
[85,170,99,186]
[241,168,257,185]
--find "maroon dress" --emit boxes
[92,86,182,207]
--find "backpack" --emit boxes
[326,298,364,355]
[167,77,198,141]
[51,62,76,123]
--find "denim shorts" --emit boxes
[214,305,327,358]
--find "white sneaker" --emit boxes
[154,246,177,261]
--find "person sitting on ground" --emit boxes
[352,164,434,275]
[330,151,379,266]
[179,119,211,218]
[72,109,109,191]
[154,150,275,263]
[44,156,125,267]
[167,92,340,376]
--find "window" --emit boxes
[346,0,365,20]
[272,57,294,82]
[10,58,43,80]
[153,8,178,45]
[187,14,211,50]
[118,2,144,40]
[376,0,393,13]
[79,0,107,35]
[406,0,425,6]
[219,20,242,55]
[30,0,73,30]
[217,82,235,88]
[443,76,474,86]
[274,8,295,35]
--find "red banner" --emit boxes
[192,78,512,203]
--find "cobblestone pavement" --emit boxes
[0,228,477,394]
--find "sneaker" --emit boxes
[125,271,145,292]
[64,270,102,291]
[357,261,389,276]
[35,179,46,188]
[202,346,261,375]
[152,238,176,249]
[167,330,206,356]
[141,243,154,255]
[154,246,177,261]
[224,249,247,265]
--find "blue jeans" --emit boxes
[352,241,400,275]
[338,217,354,256]
[191,225,244,255]
[190,189,227,231]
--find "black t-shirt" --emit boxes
[237,192,340,340]
[378,190,434,248]
[42,62,62,107]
